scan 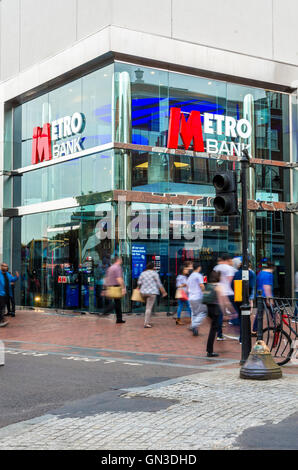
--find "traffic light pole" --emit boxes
[240,149,252,365]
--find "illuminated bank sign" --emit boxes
[32,112,85,164]
[167,107,251,156]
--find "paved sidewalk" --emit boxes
[2,309,298,371]
[0,309,244,364]
[0,369,297,450]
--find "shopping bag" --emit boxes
[106,286,123,299]
[175,288,188,301]
[131,288,145,303]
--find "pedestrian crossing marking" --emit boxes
[123,362,142,366]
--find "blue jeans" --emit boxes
[177,300,192,319]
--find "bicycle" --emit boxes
[259,297,298,366]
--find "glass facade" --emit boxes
[18,151,113,206]
[20,204,112,311]
[115,62,290,160]
[14,64,113,169]
[3,61,296,312]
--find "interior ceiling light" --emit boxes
[174,162,190,168]
[136,162,149,168]
[135,161,190,169]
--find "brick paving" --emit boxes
[0,309,243,362]
[0,369,297,450]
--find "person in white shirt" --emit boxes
[213,253,236,340]
[187,261,206,336]
[175,266,192,325]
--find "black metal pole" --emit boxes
[257,290,264,341]
[240,149,251,365]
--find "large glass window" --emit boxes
[20,203,112,311]
[114,62,290,163]
[18,150,113,206]
[113,62,291,202]
[13,64,113,170]
[11,62,291,206]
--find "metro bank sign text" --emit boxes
[167,107,252,156]
[32,112,85,165]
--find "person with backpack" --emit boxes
[202,270,224,357]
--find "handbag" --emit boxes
[106,286,123,299]
[131,288,145,303]
[175,288,188,301]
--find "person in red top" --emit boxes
[103,256,126,324]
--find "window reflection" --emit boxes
[115,62,290,163]
[21,204,112,311]
[14,64,113,169]
[19,151,113,206]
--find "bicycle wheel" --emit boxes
[262,327,293,366]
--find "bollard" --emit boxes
[240,293,282,380]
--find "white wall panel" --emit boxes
[20,0,77,71]
[0,0,298,84]
[273,0,298,66]
[0,0,20,81]
[112,0,172,37]
[172,0,273,60]
[77,0,111,40]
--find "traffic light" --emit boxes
[212,170,239,216]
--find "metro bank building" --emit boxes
[0,1,297,314]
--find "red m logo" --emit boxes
[167,107,204,152]
[31,123,52,165]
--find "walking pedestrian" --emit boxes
[138,262,167,328]
[0,263,19,327]
[187,261,206,336]
[103,256,126,324]
[183,260,193,275]
[175,266,192,325]
[252,260,275,334]
[202,271,224,357]
[5,267,17,317]
[213,253,236,340]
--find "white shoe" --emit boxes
[223,334,239,340]
[216,336,225,341]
